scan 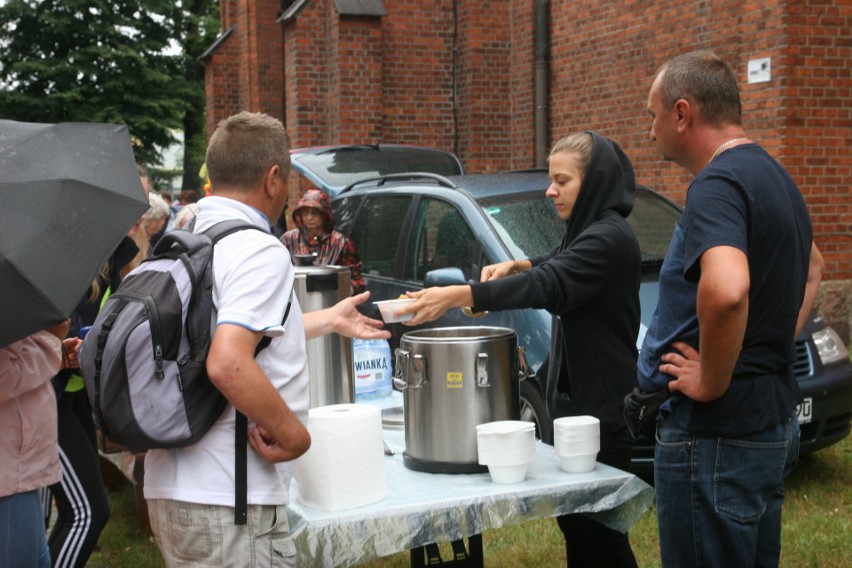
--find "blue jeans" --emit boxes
[0,490,51,568]
[654,417,799,568]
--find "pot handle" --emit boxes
[393,349,428,390]
[392,348,409,390]
[517,346,530,380]
[476,353,490,387]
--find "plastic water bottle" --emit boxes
[352,338,393,400]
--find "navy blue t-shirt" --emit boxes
[638,143,812,437]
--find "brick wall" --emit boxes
[509,0,536,170]
[282,0,330,146]
[206,0,850,334]
[204,0,241,137]
[205,0,284,131]
[378,1,457,150]
[547,0,851,335]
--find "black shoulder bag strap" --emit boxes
[233,298,292,524]
[201,220,293,525]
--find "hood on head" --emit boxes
[563,131,636,244]
[292,189,334,232]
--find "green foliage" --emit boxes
[0,0,218,169]
[168,0,219,190]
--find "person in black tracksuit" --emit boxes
[401,131,641,567]
[48,236,138,567]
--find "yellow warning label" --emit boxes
[447,372,463,389]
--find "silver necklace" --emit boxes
[710,137,749,162]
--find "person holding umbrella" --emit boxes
[0,119,149,566]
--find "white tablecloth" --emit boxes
[287,396,653,567]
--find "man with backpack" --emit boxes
[139,112,389,567]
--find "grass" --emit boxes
[87,434,850,567]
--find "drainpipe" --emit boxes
[534,0,550,168]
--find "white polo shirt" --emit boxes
[144,196,310,507]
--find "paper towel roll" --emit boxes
[293,403,388,511]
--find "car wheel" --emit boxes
[520,378,553,444]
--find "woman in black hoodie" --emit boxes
[400,131,641,566]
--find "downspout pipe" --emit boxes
[534,0,550,168]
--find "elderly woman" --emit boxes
[280,189,365,294]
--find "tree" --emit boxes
[172,0,219,191]
[0,0,217,181]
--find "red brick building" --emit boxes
[203,0,851,338]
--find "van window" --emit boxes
[352,195,412,277]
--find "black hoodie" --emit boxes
[470,132,640,437]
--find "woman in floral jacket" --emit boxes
[280,189,366,294]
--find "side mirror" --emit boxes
[424,267,467,287]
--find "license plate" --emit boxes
[796,397,813,424]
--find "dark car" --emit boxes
[289,144,464,198]
[330,170,852,473]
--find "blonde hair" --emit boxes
[548,132,593,174]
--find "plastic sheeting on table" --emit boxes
[287,427,653,567]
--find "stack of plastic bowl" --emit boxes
[476,420,537,484]
[553,415,600,473]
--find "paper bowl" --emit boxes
[488,463,528,484]
[374,298,415,323]
[558,452,597,474]
[555,441,600,457]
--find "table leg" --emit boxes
[410,534,483,567]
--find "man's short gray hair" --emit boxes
[205,112,291,191]
[657,50,742,126]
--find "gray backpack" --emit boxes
[79,220,286,524]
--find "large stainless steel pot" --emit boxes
[293,265,354,407]
[393,326,520,473]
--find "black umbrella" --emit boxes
[0,120,149,347]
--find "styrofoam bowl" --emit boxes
[554,438,601,454]
[553,415,600,437]
[553,415,600,427]
[476,420,536,435]
[479,445,537,467]
[559,452,598,473]
[488,463,529,484]
[374,298,415,323]
[477,421,536,466]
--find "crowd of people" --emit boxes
[0,49,822,568]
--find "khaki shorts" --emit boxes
[147,499,296,567]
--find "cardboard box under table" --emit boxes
[287,422,653,567]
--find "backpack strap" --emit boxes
[91,299,129,434]
[202,219,268,244]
